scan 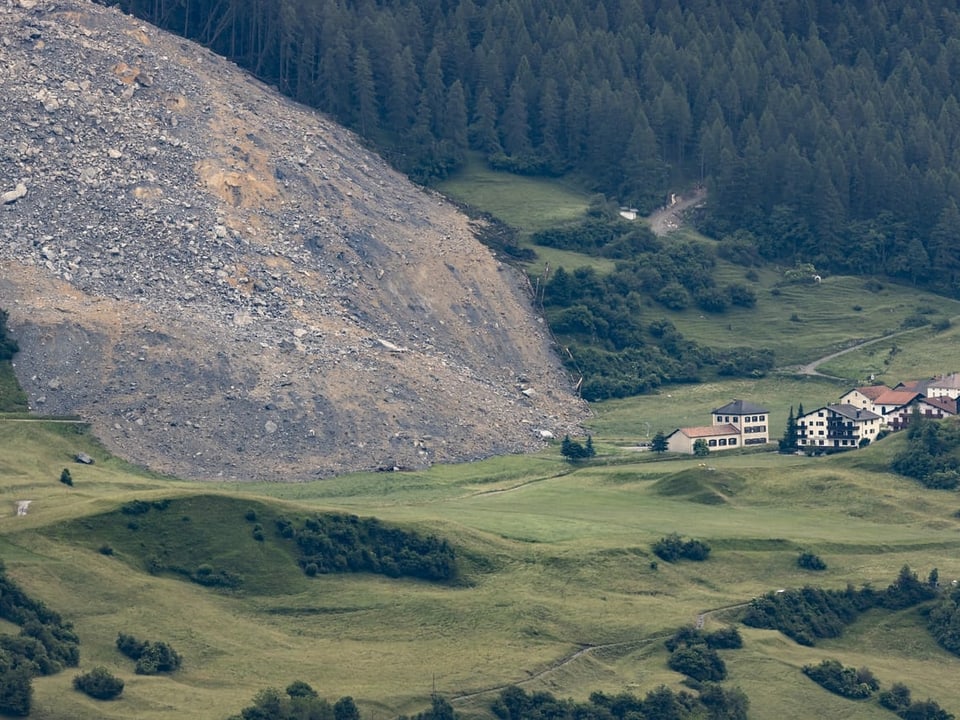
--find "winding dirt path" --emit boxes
[794,326,925,378]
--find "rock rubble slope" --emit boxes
[0,0,588,480]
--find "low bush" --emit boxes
[667,645,727,682]
[116,633,182,675]
[665,625,742,652]
[652,534,711,562]
[797,552,827,571]
[802,659,878,699]
[121,500,151,516]
[73,666,124,700]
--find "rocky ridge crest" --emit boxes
[0,0,588,480]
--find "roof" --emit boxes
[673,424,741,439]
[927,373,960,390]
[895,378,932,393]
[711,399,768,415]
[919,396,958,414]
[825,404,881,421]
[845,385,891,401]
[873,389,924,407]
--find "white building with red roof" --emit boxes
[665,399,770,454]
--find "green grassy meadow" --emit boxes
[3,418,960,720]
[436,154,591,234]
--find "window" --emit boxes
[729,438,737,445]
[708,439,717,447]
[719,438,727,446]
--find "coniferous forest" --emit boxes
[98,0,960,296]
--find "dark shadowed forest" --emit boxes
[97,0,960,294]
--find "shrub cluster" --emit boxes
[491,683,748,720]
[228,682,363,720]
[276,513,457,582]
[665,626,743,652]
[536,237,774,401]
[802,659,878,699]
[663,626,739,684]
[145,555,242,589]
[116,633,182,674]
[667,644,727,682]
[797,552,827,571]
[742,566,936,646]
[928,584,960,657]
[0,561,80,715]
[121,498,171,515]
[880,683,955,720]
[652,533,711,562]
[72,666,123,700]
[891,414,960,489]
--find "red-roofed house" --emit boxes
[872,389,925,416]
[840,385,924,420]
[665,425,742,454]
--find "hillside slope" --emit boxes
[0,0,587,481]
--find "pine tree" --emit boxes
[584,435,596,458]
[779,406,798,453]
[651,431,669,454]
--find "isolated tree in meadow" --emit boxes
[60,468,73,486]
[651,431,668,453]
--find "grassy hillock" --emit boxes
[3,415,960,720]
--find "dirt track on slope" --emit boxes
[648,187,707,237]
